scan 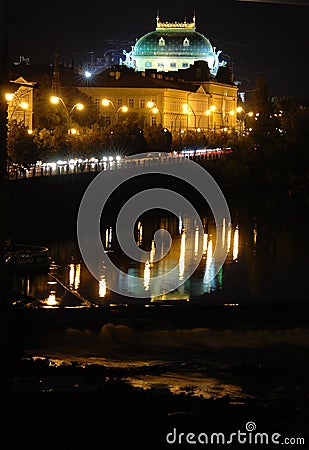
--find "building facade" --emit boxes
[77,63,238,132]
[76,16,238,133]
[6,77,35,130]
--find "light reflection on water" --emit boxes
[11,192,307,308]
[10,192,308,400]
[12,213,241,307]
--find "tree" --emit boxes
[7,121,38,165]
[144,125,172,153]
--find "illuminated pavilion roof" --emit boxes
[132,15,214,59]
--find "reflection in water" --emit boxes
[99,275,107,298]
[12,193,308,307]
[194,226,199,256]
[144,260,151,291]
[137,221,143,246]
[227,222,232,253]
[179,229,186,281]
[233,225,239,262]
[46,291,57,306]
[105,227,113,250]
[69,263,81,290]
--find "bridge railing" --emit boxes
[7,151,224,180]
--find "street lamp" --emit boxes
[5,92,30,125]
[235,106,254,134]
[50,96,84,134]
[102,98,128,124]
[146,101,162,126]
[205,105,217,132]
[182,103,196,130]
[144,101,163,128]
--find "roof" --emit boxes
[133,29,213,58]
[75,65,203,92]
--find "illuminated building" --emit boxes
[76,14,238,132]
[5,76,35,130]
[122,14,225,78]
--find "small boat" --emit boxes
[6,244,50,273]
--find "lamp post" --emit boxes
[50,96,84,134]
[235,106,254,135]
[182,103,196,130]
[205,105,217,132]
[145,101,162,126]
[172,112,186,133]
[102,98,128,124]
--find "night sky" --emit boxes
[7,0,309,99]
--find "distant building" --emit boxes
[9,15,239,133]
[75,14,238,132]
[77,61,238,132]
[6,77,36,130]
[121,14,226,78]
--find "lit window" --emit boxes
[159,37,165,46]
[183,38,190,47]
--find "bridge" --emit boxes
[8,149,226,181]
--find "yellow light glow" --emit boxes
[137,221,143,246]
[102,99,110,107]
[233,225,239,261]
[147,101,155,108]
[144,260,151,290]
[210,105,216,112]
[46,291,57,306]
[182,103,189,113]
[76,103,84,111]
[20,101,29,110]
[99,276,107,298]
[74,264,81,290]
[194,227,199,256]
[5,93,14,101]
[150,240,155,264]
[50,96,59,104]
[179,229,186,280]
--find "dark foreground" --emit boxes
[8,358,308,449]
[4,302,308,449]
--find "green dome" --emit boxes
[133,29,213,58]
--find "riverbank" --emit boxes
[8,349,308,448]
[6,299,308,448]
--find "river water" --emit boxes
[9,184,308,406]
